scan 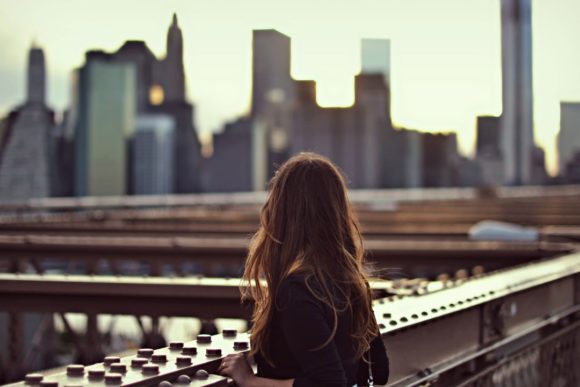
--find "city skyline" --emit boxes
[1,0,580,175]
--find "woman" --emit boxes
[219,152,389,387]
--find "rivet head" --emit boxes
[411,314,418,319]
[421,311,428,316]
[66,365,84,376]
[206,348,222,357]
[104,373,122,385]
[195,369,209,380]
[176,375,191,384]
[142,364,160,374]
[378,323,386,329]
[383,313,391,319]
[88,369,105,380]
[176,356,192,367]
[158,381,172,387]
[131,358,148,368]
[138,348,154,358]
[109,363,127,373]
[169,342,184,350]
[39,382,58,387]
[152,354,168,363]
[197,334,212,344]
[182,346,197,355]
[104,356,121,366]
[431,308,438,313]
[222,329,237,337]
[389,320,397,326]
[234,341,249,350]
[25,373,44,384]
[400,317,408,323]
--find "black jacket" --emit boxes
[255,274,389,386]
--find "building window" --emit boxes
[149,84,164,106]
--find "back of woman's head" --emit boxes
[243,152,378,362]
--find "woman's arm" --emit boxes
[219,353,293,387]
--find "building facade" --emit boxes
[73,53,136,196]
[0,45,53,200]
[500,0,535,185]
[132,114,175,195]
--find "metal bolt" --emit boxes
[152,354,168,363]
[104,356,121,366]
[158,381,172,387]
[25,374,43,384]
[169,342,184,350]
[138,348,154,358]
[234,341,249,350]
[142,364,160,374]
[176,375,191,384]
[66,365,84,377]
[222,329,237,337]
[176,356,192,367]
[197,334,212,344]
[110,363,127,373]
[105,373,123,385]
[182,346,197,355]
[131,358,148,368]
[88,369,105,380]
[194,370,209,380]
[206,348,222,357]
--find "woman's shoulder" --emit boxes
[276,272,319,308]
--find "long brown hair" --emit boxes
[242,152,378,363]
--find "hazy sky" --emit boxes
[1,0,579,175]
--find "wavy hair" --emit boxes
[242,152,378,363]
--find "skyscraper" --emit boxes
[150,14,202,193]
[500,0,535,185]
[163,13,186,103]
[0,45,53,200]
[132,114,175,195]
[73,52,136,196]
[558,102,580,178]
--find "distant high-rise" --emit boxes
[73,52,136,196]
[0,45,53,200]
[500,0,535,185]
[361,39,391,83]
[558,102,580,176]
[132,114,175,195]
[251,30,294,118]
[27,45,46,105]
[163,13,186,103]
[476,116,504,185]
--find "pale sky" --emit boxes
[1,0,579,175]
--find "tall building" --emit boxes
[72,51,136,196]
[421,132,460,187]
[202,118,267,192]
[558,102,580,176]
[251,29,295,161]
[0,45,53,200]
[132,114,175,195]
[476,116,504,185]
[151,14,201,193]
[162,13,186,103]
[291,73,391,189]
[500,0,535,185]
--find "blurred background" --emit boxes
[1,0,580,385]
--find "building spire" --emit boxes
[172,13,178,27]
